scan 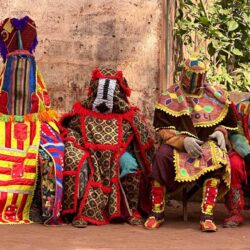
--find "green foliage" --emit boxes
[175,0,250,91]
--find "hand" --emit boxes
[119,152,138,178]
[183,137,203,158]
[209,131,226,150]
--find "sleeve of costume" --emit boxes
[153,109,195,151]
[229,132,250,158]
[153,109,197,136]
[158,129,186,151]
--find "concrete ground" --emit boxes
[1,202,250,250]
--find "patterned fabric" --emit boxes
[78,160,88,199]
[151,180,165,215]
[222,99,250,227]
[0,16,37,61]
[201,178,220,217]
[84,116,119,145]
[60,68,153,225]
[0,54,36,115]
[144,180,165,229]
[232,98,250,146]
[63,139,86,212]
[38,148,55,220]
[92,79,117,114]
[225,187,244,216]
[181,57,208,95]
[0,55,52,116]
[40,123,64,225]
[155,57,232,129]
[83,82,130,114]
[173,140,230,198]
[121,173,140,211]
[0,16,64,225]
[156,83,229,128]
[0,120,40,224]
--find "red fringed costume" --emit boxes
[224,99,250,227]
[60,68,154,227]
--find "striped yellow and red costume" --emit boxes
[0,16,64,225]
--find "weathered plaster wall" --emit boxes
[0,0,162,125]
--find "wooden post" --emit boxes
[183,187,188,222]
[159,0,167,94]
[166,0,176,89]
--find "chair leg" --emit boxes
[183,187,188,222]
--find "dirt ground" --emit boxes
[1,202,250,250]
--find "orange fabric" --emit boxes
[158,129,186,151]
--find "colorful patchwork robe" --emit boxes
[0,16,64,224]
[60,68,154,225]
[152,83,238,198]
[61,102,153,224]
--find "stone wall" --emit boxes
[0,0,162,126]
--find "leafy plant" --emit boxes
[175,0,250,91]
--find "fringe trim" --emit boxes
[155,103,189,117]
[155,126,198,139]
[221,125,238,131]
[156,102,230,128]
[193,103,230,127]
[173,141,230,187]
[0,109,58,122]
[0,220,33,225]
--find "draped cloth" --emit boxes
[61,103,154,224]
[153,81,238,198]
[0,16,64,224]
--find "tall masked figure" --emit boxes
[223,98,250,227]
[60,68,153,227]
[144,57,238,232]
[0,16,64,225]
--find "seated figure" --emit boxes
[60,68,154,227]
[144,56,238,232]
[224,98,250,227]
[0,16,64,225]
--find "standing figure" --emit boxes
[224,98,250,227]
[0,16,64,225]
[144,57,238,232]
[60,68,153,227]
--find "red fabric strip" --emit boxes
[11,192,18,205]
[0,192,7,219]
[29,121,36,144]
[5,122,11,148]
[0,153,37,162]
[0,179,35,186]
[17,140,24,150]
[17,194,28,221]
[0,166,36,175]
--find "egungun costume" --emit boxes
[0,16,64,225]
[144,57,238,232]
[60,68,154,227]
[224,98,250,227]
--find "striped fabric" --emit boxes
[40,122,64,225]
[0,120,40,224]
[2,54,36,115]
